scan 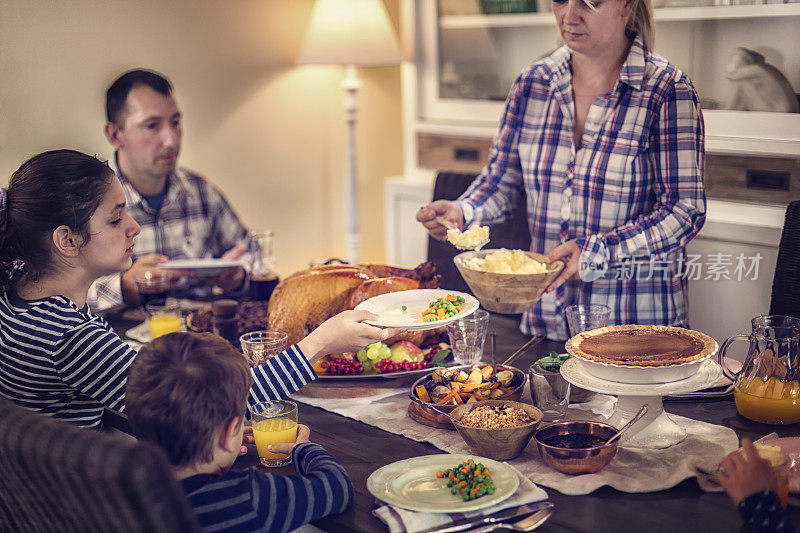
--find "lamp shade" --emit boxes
[297,0,402,66]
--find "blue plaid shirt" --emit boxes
[89,155,249,311]
[459,37,706,340]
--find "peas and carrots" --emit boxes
[435,459,495,501]
[422,294,466,322]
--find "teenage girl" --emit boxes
[0,149,396,428]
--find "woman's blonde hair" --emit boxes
[625,0,655,50]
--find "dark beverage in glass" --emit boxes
[138,289,169,310]
[134,271,170,311]
[250,275,279,302]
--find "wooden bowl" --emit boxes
[408,365,527,429]
[454,250,564,313]
[451,400,543,460]
[534,420,618,475]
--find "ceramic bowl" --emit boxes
[409,365,526,427]
[534,420,618,475]
[451,400,543,460]
[453,250,564,313]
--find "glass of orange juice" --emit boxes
[250,400,298,467]
[145,298,182,339]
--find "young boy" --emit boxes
[126,332,353,532]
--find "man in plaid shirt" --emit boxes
[419,30,705,340]
[89,70,249,312]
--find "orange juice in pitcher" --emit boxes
[721,315,800,425]
[734,376,800,424]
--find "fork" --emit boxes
[465,506,553,532]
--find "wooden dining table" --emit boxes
[114,309,799,533]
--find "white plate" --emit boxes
[159,258,241,275]
[126,320,187,343]
[366,453,518,513]
[560,357,723,396]
[355,289,479,331]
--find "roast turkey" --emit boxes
[267,262,443,346]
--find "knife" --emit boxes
[416,501,554,533]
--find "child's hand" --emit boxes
[268,424,311,455]
[297,310,405,361]
[716,439,778,505]
[238,425,255,456]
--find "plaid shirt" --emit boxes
[459,37,706,340]
[89,155,249,311]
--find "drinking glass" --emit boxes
[446,309,490,365]
[565,304,611,338]
[240,331,288,367]
[145,298,181,339]
[528,360,571,422]
[134,270,170,310]
[250,400,298,467]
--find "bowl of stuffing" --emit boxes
[451,400,543,460]
[454,249,564,313]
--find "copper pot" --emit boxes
[534,420,618,474]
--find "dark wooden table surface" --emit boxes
[114,310,799,533]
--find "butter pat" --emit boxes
[464,249,547,274]
[447,225,490,251]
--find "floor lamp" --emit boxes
[297,0,402,264]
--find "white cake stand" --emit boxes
[560,358,723,449]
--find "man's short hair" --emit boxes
[105,69,173,126]
[126,332,252,467]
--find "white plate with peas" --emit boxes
[355,289,479,331]
[367,454,518,513]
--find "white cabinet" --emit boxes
[412,0,800,157]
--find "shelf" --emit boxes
[440,3,800,29]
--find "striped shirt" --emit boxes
[89,154,250,311]
[459,36,706,340]
[0,289,135,428]
[1,286,317,428]
[181,443,353,533]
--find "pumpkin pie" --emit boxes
[567,325,717,367]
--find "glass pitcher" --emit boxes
[719,315,800,424]
[248,230,280,302]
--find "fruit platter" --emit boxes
[312,341,456,381]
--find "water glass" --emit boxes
[145,298,182,339]
[134,270,170,309]
[529,360,571,422]
[240,331,288,367]
[446,309,490,365]
[250,400,298,467]
[565,304,611,338]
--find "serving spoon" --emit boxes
[606,404,649,446]
[408,393,461,425]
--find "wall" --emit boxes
[0,0,403,276]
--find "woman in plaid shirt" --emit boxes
[419,0,705,340]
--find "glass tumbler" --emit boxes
[529,360,571,422]
[446,309,490,365]
[240,331,288,367]
[565,304,611,338]
[250,400,298,467]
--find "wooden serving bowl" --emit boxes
[451,400,543,460]
[408,365,527,429]
[454,250,564,313]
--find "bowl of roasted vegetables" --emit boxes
[410,365,527,428]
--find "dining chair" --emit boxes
[426,171,532,295]
[769,200,800,318]
[0,397,201,533]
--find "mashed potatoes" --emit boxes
[464,249,548,274]
[446,225,490,251]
